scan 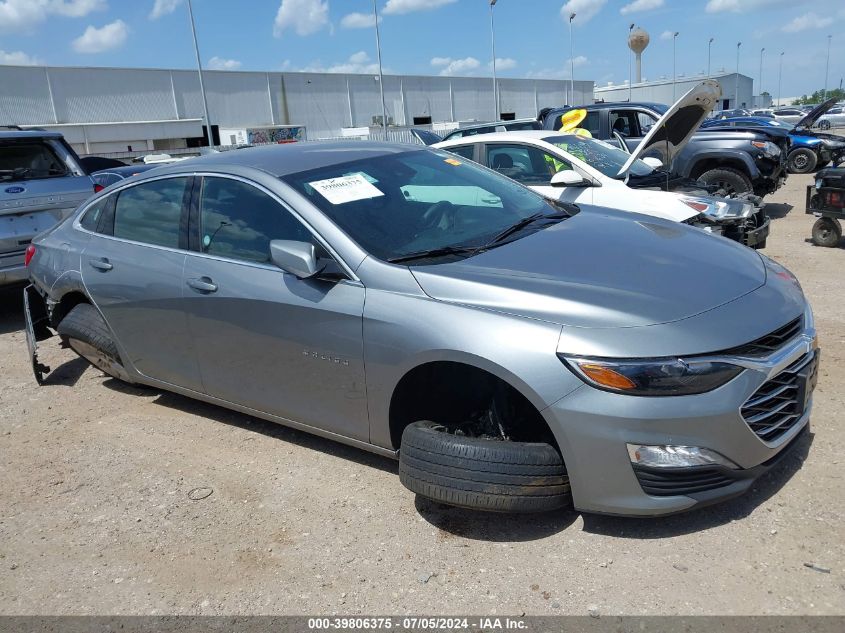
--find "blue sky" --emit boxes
[0,0,843,99]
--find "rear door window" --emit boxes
[609,110,639,137]
[485,143,564,184]
[446,145,475,161]
[113,177,189,248]
[79,196,112,233]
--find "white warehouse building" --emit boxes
[0,64,594,155]
[594,73,761,110]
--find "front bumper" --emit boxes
[543,330,817,516]
[743,216,770,248]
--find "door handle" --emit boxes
[88,258,113,271]
[186,277,218,293]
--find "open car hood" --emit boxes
[410,129,443,146]
[794,98,838,131]
[618,80,721,177]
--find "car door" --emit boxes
[80,175,202,391]
[483,142,592,205]
[181,174,368,441]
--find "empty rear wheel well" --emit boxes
[388,361,557,451]
[51,291,90,328]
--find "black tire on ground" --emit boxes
[787,148,818,174]
[819,120,831,131]
[56,303,131,382]
[697,167,754,196]
[399,420,571,513]
[811,217,842,248]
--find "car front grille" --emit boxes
[741,351,818,442]
[725,316,803,357]
[632,465,737,497]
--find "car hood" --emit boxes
[619,80,721,177]
[411,207,765,329]
[795,98,838,130]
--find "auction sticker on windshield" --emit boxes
[309,173,384,205]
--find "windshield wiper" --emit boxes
[388,245,479,264]
[481,210,570,248]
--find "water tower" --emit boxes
[628,27,650,84]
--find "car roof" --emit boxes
[447,118,538,131]
[551,102,667,112]
[0,129,65,140]
[436,130,566,147]
[145,141,425,178]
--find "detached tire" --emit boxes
[811,217,842,247]
[57,303,131,382]
[787,148,818,174]
[697,167,754,196]
[399,421,571,513]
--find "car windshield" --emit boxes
[283,148,570,264]
[543,134,655,179]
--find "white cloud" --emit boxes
[208,56,242,70]
[706,0,791,13]
[527,57,588,80]
[340,12,379,29]
[660,29,676,40]
[383,0,457,16]
[273,0,329,37]
[149,0,182,19]
[0,49,41,65]
[299,51,384,74]
[0,0,105,34]
[560,0,607,25]
[782,12,834,33]
[72,19,128,53]
[620,0,663,15]
[431,56,481,77]
[491,57,517,71]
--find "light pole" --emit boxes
[187,0,213,147]
[778,51,784,107]
[568,12,576,102]
[735,41,742,108]
[672,31,679,100]
[490,0,498,120]
[707,37,714,77]
[759,47,765,106]
[372,0,387,134]
[628,23,634,102]
[823,35,832,101]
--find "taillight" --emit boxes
[24,244,36,267]
[93,183,104,193]
[824,191,844,208]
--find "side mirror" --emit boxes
[270,240,323,279]
[642,156,663,170]
[550,169,590,188]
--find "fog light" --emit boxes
[626,444,738,469]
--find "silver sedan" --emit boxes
[25,142,818,516]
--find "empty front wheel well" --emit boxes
[388,361,557,451]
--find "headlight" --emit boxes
[560,356,743,396]
[751,140,781,158]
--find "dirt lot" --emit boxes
[0,172,843,616]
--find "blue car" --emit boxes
[701,115,845,174]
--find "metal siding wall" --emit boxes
[403,77,453,123]
[282,73,354,138]
[48,67,176,123]
[348,74,397,127]
[201,71,274,128]
[0,66,55,124]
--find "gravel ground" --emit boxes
[0,172,843,616]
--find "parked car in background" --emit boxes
[90,164,159,189]
[772,108,805,124]
[814,106,845,131]
[434,130,769,248]
[24,141,818,516]
[1,128,97,286]
[712,109,752,119]
[700,115,845,174]
[751,109,775,118]
[436,119,543,142]
[540,82,789,198]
